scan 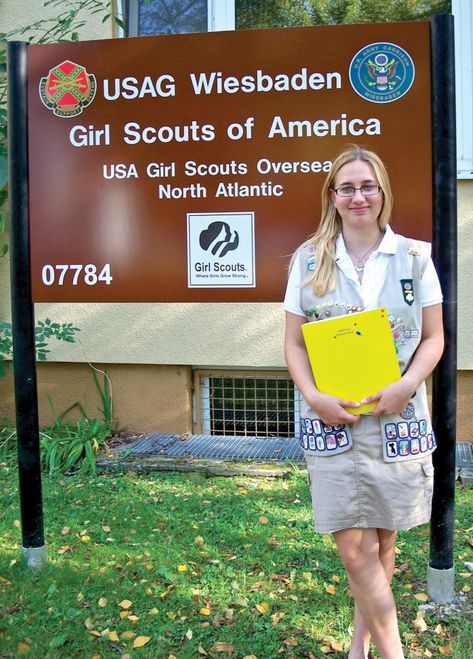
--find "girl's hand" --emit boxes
[362,378,416,417]
[307,392,361,426]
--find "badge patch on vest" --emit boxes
[383,418,436,459]
[401,279,415,305]
[300,417,352,454]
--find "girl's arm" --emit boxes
[364,303,444,416]
[285,311,361,425]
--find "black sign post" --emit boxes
[429,13,457,603]
[8,40,47,569]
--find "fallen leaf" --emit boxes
[434,623,445,635]
[198,646,208,655]
[178,564,187,572]
[81,535,91,543]
[438,647,453,656]
[102,525,111,532]
[195,536,205,546]
[149,608,159,615]
[461,584,471,592]
[16,642,30,655]
[320,646,332,655]
[84,618,94,630]
[271,611,285,623]
[283,637,298,647]
[413,614,428,633]
[121,631,136,640]
[325,584,336,595]
[424,650,433,657]
[98,597,107,607]
[258,516,269,524]
[160,585,174,600]
[108,630,119,641]
[185,629,193,640]
[133,636,151,648]
[331,640,343,651]
[61,527,70,535]
[119,599,133,609]
[13,520,20,528]
[332,575,341,583]
[200,607,211,616]
[414,593,429,602]
[255,602,270,614]
[210,642,234,653]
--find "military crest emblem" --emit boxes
[39,60,96,118]
[349,42,415,104]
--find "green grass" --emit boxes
[0,463,471,658]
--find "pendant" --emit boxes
[354,260,365,271]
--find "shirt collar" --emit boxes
[335,224,397,259]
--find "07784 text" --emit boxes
[41,264,113,286]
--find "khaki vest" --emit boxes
[297,235,436,463]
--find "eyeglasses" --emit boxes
[333,185,382,197]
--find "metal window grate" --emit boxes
[198,373,300,438]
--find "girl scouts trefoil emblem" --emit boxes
[39,60,96,118]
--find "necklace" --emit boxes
[345,234,383,272]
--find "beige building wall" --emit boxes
[1,363,194,434]
[1,0,111,41]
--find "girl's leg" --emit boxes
[333,527,404,659]
[347,529,398,658]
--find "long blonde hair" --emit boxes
[301,146,393,296]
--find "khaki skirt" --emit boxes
[305,415,434,533]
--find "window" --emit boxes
[123,0,235,35]
[195,371,301,438]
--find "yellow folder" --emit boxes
[301,307,401,414]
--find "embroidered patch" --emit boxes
[383,418,435,458]
[400,402,415,420]
[408,244,422,256]
[300,417,350,453]
[404,329,420,339]
[307,255,316,271]
[401,279,415,305]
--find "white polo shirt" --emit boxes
[284,225,443,316]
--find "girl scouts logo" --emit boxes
[39,60,96,118]
[349,42,415,103]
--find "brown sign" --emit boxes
[27,21,432,302]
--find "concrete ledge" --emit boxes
[96,455,301,478]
